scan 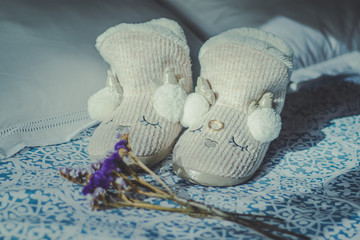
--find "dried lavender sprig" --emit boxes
[59,166,92,185]
[88,164,309,240]
[60,134,310,240]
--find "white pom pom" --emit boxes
[87,87,122,121]
[247,108,282,143]
[181,93,210,128]
[153,83,187,123]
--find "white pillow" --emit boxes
[160,0,360,88]
[260,17,360,91]
[0,0,203,159]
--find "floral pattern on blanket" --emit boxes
[1,76,360,240]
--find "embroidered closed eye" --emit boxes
[140,115,162,129]
[190,125,203,133]
[229,136,249,152]
[105,118,114,125]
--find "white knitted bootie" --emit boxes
[88,18,192,166]
[173,28,293,186]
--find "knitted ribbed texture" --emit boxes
[173,28,292,185]
[88,19,192,164]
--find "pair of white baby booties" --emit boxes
[87,18,293,187]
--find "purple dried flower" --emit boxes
[60,167,81,177]
[82,183,94,195]
[92,187,105,197]
[81,167,92,175]
[91,160,103,170]
[82,151,123,195]
[82,138,131,195]
[59,167,71,174]
[114,139,129,151]
[115,177,127,189]
[69,169,78,177]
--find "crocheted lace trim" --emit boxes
[0,109,91,140]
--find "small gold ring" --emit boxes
[208,120,224,132]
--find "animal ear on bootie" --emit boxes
[181,76,215,128]
[153,67,188,123]
[87,70,123,122]
[247,92,282,143]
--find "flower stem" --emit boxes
[128,152,173,195]
[60,135,310,240]
[129,155,309,240]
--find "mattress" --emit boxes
[1,75,359,239]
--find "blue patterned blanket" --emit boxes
[1,76,360,239]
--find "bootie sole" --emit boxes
[172,162,254,187]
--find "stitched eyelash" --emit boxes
[140,116,162,129]
[105,118,114,125]
[229,136,249,152]
[190,125,203,133]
